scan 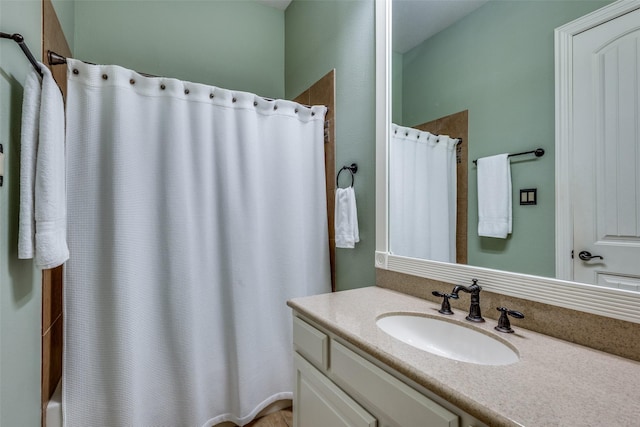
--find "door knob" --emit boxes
[578,251,603,261]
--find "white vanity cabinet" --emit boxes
[294,353,377,427]
[293,315,377,427]
[292,314,487,427]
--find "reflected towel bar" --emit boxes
[473,148,544,165]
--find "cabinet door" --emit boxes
[293,316,329,371]
[331,340,458,427]
[294,352,377,427]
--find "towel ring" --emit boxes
[336,163,358,188]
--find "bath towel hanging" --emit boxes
[335,187,360,248]
[477,153,512,238]
[18,63,69,268]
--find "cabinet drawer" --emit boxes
[295,353,377,427]
[331,340,459,427]
[293,316,329,371]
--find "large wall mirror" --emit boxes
[375,0,640,324]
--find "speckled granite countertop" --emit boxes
[287,286,640,427]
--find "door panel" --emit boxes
[573,7,640,286]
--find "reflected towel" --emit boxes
[477,153,512,239]
[335,187,359,248]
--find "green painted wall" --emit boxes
[399,0,610,277]
[0,1,44,426]
[74,0,285,99]
[51,0,76,52]
[75,0,376,291]
[285,0,376,291]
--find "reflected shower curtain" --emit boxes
[389,124,458,262]
[63,59,330,427]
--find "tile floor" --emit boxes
[245,408,292,427]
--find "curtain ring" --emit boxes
[336,163,358,188]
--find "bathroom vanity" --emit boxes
[288,287,640,426]
[291,313,485,427]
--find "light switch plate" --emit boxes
[520,188,536,205]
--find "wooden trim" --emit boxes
[41,1,71,425]
[42,0,70,93]
[293,70,336,291]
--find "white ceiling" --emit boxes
[257,0,487,54]
[393,0,489,53]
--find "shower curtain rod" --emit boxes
[48,51,321,110]
[0,32,43,78]
[393,128,463,143]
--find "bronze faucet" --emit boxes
[451,279,485,322]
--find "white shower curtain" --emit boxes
[389,124,458,262]
[63,59,330,427]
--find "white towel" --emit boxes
[18,68,42,259]
[477,153,512,239]
[18,64,69,268]
[335,186,359,248]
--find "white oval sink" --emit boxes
[376,314,519,365]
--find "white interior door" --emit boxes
[572,6,640,289]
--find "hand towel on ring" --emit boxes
[335,186,359,248]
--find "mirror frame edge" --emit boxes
[375,0,390,263]
[375,0,640,325]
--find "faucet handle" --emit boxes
[495,307,525,333]
[432,291,459,315]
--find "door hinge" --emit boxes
[0,143,4,187]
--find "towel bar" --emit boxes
[473,148,544,165]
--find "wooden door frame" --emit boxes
[554,0,640,281]
[41,1,71,425]
[292,70,336,291]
